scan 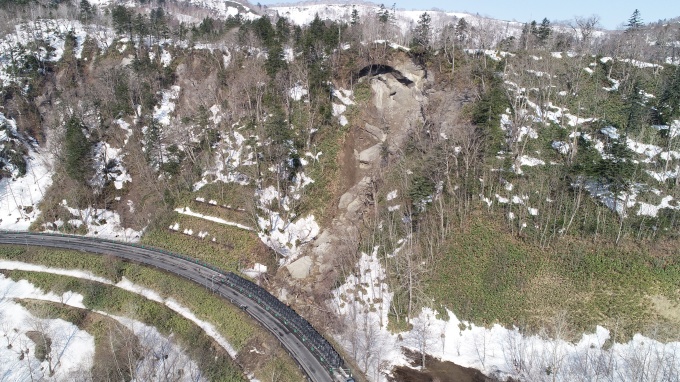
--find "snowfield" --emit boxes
[268,3,525,43]
[0,291,95,381]
[0,137,53,231]
[0,273,210,382]
[0,261,239,360]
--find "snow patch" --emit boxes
[43,200,143,242]
[242,263,268,279]
[0,262,243,367]
[330,248,680,382]
[174,207,253,231]
[0,136,53,231]
[0,279,94,381]
[194,127,255,190]
[257,212,319,265]
[637,195,678,217]
[153,85,181,126]
[332,88,355,106]
[289,84,308,101]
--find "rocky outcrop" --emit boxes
[286,55,431,287]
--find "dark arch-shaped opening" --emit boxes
[356,64,414,87]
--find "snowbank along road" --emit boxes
[0,231,347,382]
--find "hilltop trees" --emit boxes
[411,12,431,53]
[536,18,552,45]
[626,9,644,31]
[571,15,600,50]
[519,17,553,49]
[377,3,390,24]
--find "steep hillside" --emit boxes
[0,1,679,381]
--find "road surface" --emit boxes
[0,231,339,382]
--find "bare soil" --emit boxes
[390,349,516,382]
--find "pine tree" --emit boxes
[276,17,291,42]
[133,13,148,43]
[111,5,133,39]
[625,80,646,133]
[626,9,643,31]
[79,0,93,22]
[265,41,286,78]
[658,66,680,124]
[150,7,167,41]
[412,12,431,50]
[350,6,360,26]
[253,15,276,48]
[455,18,468,42]
[64,117,91,182]
[144,118,162,168]
[530,20,538,36]
[597,136,635,196]
[537,18,552,45]
[378,4,390,24]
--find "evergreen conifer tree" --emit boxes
[350,6,359,25]
[658,66,680,124]
[626,9,643,31]
[79,0,93,22]
[64,117,90,181]
[378,4,390,24]
[455,18,468,42]
[412,12,431,50]
[537,18,552,45]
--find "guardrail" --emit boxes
[222,272,343,371]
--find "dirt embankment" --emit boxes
[390,349,517,382]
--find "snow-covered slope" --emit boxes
[0,115,52,231]
[0,264,237,382]
[88,0,260,20]
[268,2,526,38]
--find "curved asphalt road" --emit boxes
[0,232,336,382]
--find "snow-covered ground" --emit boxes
[90,140,132,190]
[332,87,354,127]
[174,206,254,231]
[153,85,181,126]
[289,84,308,101]
[0,275,94,381]
[0,273,209,381]
[241,262,267,279]
[193,110,256,190]
[188,103,324,265]
[268,3,525,43]
[0,261,239,359]
[503,59,680,220]
[256,181,320,264]
[87,0,259,21]
[41,200,143,242]
[330,249,680,382]
[0,19,115,86]
[0,136,53,231]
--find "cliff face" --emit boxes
[287,57,431,287]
